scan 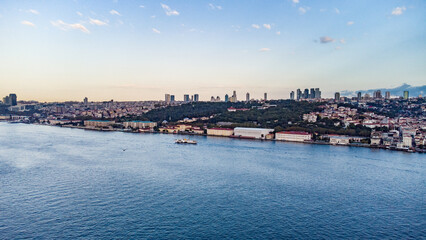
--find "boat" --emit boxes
[175,139,197,144]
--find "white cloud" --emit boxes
[292,0,299,3]
[319,36,334,43]
[252,24,260,29]
[209,3,222,10]
[347,21,354,26]
[392,6,406,16]
[340,39,346,44]
[161,3,179,16]
[89,18,108,26]
[334,8,340,14]
[276,31,281,35]
[259,48,271,52]
[299,7,307,14]
[139,5,145,8]
[263,24,271,30]
[28,9,39,15]
[21,20,35,27]
[51,20,90,33]
[110,10,121,16]
[152,28,161,34]
[76,11,83,16]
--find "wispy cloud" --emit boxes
[292,0,299,4]
[28,9,39,15]
[252,24,260,29]
[347,21,354,26]
[263,24,271,30]
[139,5,145,8]
[76,11,83,16]
[209,3,222,10]
[161,3,179,16]
[259,48,271,52]
[152,28,161,34]
[110,10,121,16]
[391,6,406,16]
[21,20,35,27]
[89,18,108,26]
[334,8,340,14]
[299,7,307,14]
[51,20,90,33]
[319,36,334,43]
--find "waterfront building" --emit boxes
[123,121,157,129]
[403,91,409,100]
[275,131,312,142]
[290,91,295,100]
[246,92,250,102]
[334,92,340,101]
[194,94,199,102]
[184,94,190,102]
[165,94,171,103]
[9,94,17,106]
[329,136,350,145]
[84,120,115,128]
[233,127,274,139]
[207,128,234,137]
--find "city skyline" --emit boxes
[0,0,425,101]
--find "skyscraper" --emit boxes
[232,90,237,102]
[357,92,362,101]
[165,94,171,103]
[246,92,250,102]
[264,93,267,101]
[385,91,390,99]
[170,95,175,102]
[334,92,340,101]
[194,94,199,102]
[373,90,382,99]
[290,91,295,100]
[184,94,190,102]
[403,91,409,100]
[84,97,88,105]
[296,89,302,100]
[303,89,309,99]
[225,94,229,102]
[310,88,315,99]
[2,96,10,105]
[314,88,321,99]
[9,94,17,106]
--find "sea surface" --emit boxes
[0,123,424,239]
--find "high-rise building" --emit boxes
[184,94,190,102]
[194,94,199,102]
[9,94,17,106]
[303,89,309,99]
[357,92,362,101]
[296,89,302,100]
[290,91,295,100]
[385,91,390,99]
[264,93,267,101]
[403,91,409,100]
[2,96,10,105]
[165,94,171,103]
[310,88,315,99]
[246,92,250,102]
[171,95,175,102]
[216,96,220,102]
[225,94,229,102]
[232,90,237,102]
[314,88,321,99]
[84,97,88,105]
[211,96,215,102]
[334,92,340,101]
[373,90,382,99]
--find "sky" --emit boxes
[0,0,425,102]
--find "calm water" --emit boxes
[0,123,424,239]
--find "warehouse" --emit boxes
[233,127,274,139]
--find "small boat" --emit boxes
[175,139,197,144]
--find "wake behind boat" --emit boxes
[175,139,197,144]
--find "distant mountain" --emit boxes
[341,84,426,98]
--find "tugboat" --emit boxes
[175,138,197,144]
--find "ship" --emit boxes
[175,139,197,144]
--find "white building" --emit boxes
[207,128,234,137]
[123,121,157,129]
[275,131,312,142]
[329,136,350,145]
[233,127,274,139]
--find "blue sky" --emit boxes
[0,0,425,101]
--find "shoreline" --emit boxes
[17,122,423,154]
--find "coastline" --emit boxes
[16,122,423,154]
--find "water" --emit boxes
[0,123,424,239]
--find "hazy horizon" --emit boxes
[1,0,425,101]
